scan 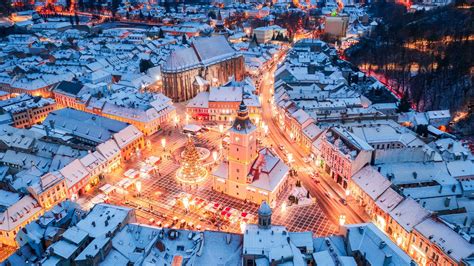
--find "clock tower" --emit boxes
[227,100,257,199]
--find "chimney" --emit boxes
[383,254,392,266]
[444,197,451,207]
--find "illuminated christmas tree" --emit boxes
[176,136,207,184]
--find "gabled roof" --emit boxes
[53,81,84,96]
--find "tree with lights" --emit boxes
[176,136,207,184]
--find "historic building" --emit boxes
[212,101,289,205]
[162,35,245,102]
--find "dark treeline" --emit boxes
[346,2,473,132]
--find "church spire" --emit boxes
[231,99,255,133]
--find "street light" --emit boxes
[219,124,224,135]
[161,138,166,151]
[182,197,190,212]
[212,150,218,163]
[345,189,351,197]
[287,153,293,164]
[135,181,142,197]
[281,202,287,213]
[185,113,190,124]
[339,214,346,226]
[240,221,247,233]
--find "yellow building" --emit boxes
[28,172,68,211]
[0,194,43,247]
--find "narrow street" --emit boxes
[259,64,369,226]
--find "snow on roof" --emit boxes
[414,218,474,263]
[1,149,51,173]
[96,139,121,161]
[249,148,289,192]
[194,230,243,265]
[112,125,143,149]
[75,237,110,262]
[345,223,415,266]
[186,91,209,109]
[0,189,21,208]
[0,195,42,232]
[61,226,89,245]
[331,127,374,152]
[352,165,392,200]
[79,151,106,172]
[375,188,404,214]
[389,198,431,232]
[244,224,295,260]
[162,47,200,71]
[76,204,132,238]
[51,108,128,133]
[291,109,312,126]
[302,122,322,141]
[350,123,422,147]
[59,159,89,189]
[426,110,450,120]
[39,171,64,192]
[446,160,474,178]
[192,35,237,65]
[49,239,79,259]
[288,231,313,251]
[101,249,129,265]
[213,161,229,180]
[378,161,455,186]
[209,86,242,102]
[163,36,240,72]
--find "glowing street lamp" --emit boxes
[240,221,247,233]
[161,138,166,151]
[174,115,179,126]
[219,124,224,135]
[185,113,190,124]
[212,150,218,163]
[182,197,190,212]
[263,124,269,136]
[287,153,293,164]
[135,181,142,196]
[345,189,351,197]
[339,214,346,226]
[281,202,287,213]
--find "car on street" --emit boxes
[279,144,285,151]
[340,198,347,205]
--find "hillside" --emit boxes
[346,3,474,134]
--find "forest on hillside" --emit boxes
[346,3,473,134]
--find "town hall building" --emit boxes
[212,101,290,206]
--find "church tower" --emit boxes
[258,201,272,229]
[227,100,257,198]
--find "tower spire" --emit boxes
[231,99,255,132]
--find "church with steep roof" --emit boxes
[162,35,244,102]
[212,101,290,206]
